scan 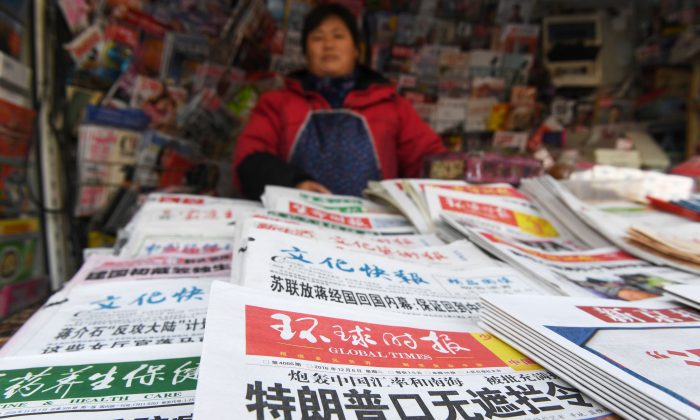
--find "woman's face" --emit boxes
[306,16,357,77]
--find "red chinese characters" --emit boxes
[578,306,700,323]
[245,305,508,369]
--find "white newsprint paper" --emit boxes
[236,228,548,320]
[193,282,611,419]
[237,217,491,268]
[0,343,200,419]
[118,193,262,258]
[481,294,700,420]
[1,278,213,356]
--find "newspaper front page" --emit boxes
[237,217,491,268]
[118,225,238,258]
[236,228,548,320]
[481,295,700,419]
[118,193,262,257]
[194,283,612,419]
[424,186,567,241]
[0,343,200,419]
[1,278,213,356]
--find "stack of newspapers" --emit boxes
[0,185,617,419]
[4,169,700,418]
[521,172,700,275]
[480,294,700,419]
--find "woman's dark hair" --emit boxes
[301,3,359,54]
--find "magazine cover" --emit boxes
[159,32,210,85]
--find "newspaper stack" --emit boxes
[0,188,620,418]
[664,285,700,311]
[521,174,700,275]
[117,192,262,257]
[445,224,699,298]
[626,224,700,267]
[194,282,612,419]
[0,192,243,418]
[364,178,473,234]
[520,176,610,248]
[418,182,614,295]
[422,181,580,244]
[0,262,219,417]
[480,294,700,420]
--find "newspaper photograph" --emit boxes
[481,295,700,419]
[0,343,200,419]
[236,227,548,320]
[193,282,611,419]
[1,278,213,356]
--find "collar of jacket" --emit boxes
[284,65,396,109]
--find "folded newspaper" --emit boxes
[524,176,700,275]
[0,343,201,418]
[626,223,700,266]
[233,223,547,320]
[520,176,611,248]
[364,179,478,234]
[1,278,215,357]
[194,282,612,419]
[423,183,580,245]
[261,185,416,236]
[480,294,700,419]
[118,192,262,257]
[445,221,700,299]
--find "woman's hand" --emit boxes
[296,180,331,194]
